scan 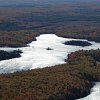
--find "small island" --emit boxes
[0,50,22,61]
[46,47,53,50]
[64,40,92,47]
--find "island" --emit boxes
[64,40,92,47]
[46,47,53,50]
[0,50,22,61]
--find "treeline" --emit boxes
[74,49,100,62]
[0,30,38,47]
[0,50,22,61]
[0,49,99,100]
[84,49,100,62]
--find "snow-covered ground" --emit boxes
[0,34,100,100]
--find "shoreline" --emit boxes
[56,34,100,43]
[0,32,100,48]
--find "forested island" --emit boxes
[64,40,92,47]
[0,50,22,61]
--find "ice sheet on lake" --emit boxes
[0,34,100,73]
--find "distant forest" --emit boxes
[0,1,99,47]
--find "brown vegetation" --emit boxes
[0,49,100,100]
[0,2,100,47]
[0,30,38,47]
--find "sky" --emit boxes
[0,0,99,6]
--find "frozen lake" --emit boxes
[0,34,100,73]
[0,34,100,100]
